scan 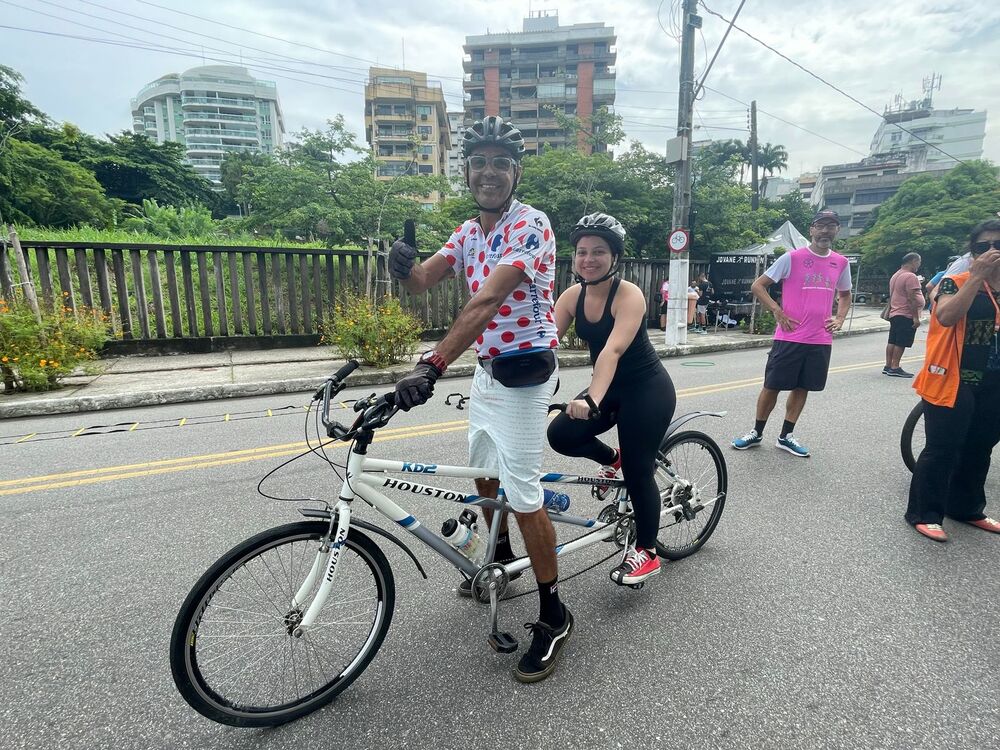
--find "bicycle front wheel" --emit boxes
[900,401,924,473]
[654,430,727,560]
[170,521,395,727]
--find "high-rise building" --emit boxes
[131,65,284,186]
[812,82,988,238]
[364,68,451,208]
[870,82,986,170]
[463,11,616,156]
[447,110,466,189]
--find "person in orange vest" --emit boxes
[907,218,1000,541]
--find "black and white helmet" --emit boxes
[570,212,627,255]
[462,116,526,161]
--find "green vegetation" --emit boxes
[852,161,1000,272]
[0,294,107,392]
[321,294,422,367]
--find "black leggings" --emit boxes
[906,381,1000,525]
[547,369,676,549]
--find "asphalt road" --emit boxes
[2,333,998,750]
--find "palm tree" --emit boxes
[757,142,789,201]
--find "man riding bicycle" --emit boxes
[388,117,570,683]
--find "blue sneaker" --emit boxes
[732,429,763,450]
[776,434,810,457]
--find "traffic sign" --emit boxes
[668,228,690,253]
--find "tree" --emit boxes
[82,132,218,211]
[517,145,669,257]
[226,120,447,247]
[853,160,1000,271]
[543,105,626,152]
[757,142,789,201]
[0,138,114,227]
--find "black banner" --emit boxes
[709,254,771,304]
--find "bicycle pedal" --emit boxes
[488,631,518,654]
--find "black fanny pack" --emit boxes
[482,349,557,388]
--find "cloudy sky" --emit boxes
[4,0,999,177]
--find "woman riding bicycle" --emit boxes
[547,213,677,584]
[906,218,1000,541]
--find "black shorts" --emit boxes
[888,315,916,348]
[659,300,668,314]
[763,340,833,392]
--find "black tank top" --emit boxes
[575,278,663,387]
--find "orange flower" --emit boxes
[39,359,47,366]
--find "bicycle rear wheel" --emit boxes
[170,521,395,727]
[654,430,727,560]
[900,401,924,473]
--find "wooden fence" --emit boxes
[0,240,708,345]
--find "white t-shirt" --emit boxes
[435,199,559,358]
[945,253,971,276]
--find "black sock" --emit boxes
[780,419,795,438]
[754,419,767,436]
[495,532,515,563]
[537,577,564,627]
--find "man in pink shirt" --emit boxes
[882,252,924,377]
[731,210,853,457]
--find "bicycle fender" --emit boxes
[299,508,428,579]
[664,410,727,440]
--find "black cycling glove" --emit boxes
[388,239,417,280]
[393,363,442,411]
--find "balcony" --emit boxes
[185,127,258,141]
[183,112,257,125]
[181,96,256,111]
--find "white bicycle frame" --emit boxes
[294,445,722,633]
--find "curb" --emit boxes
[0,325,888,419]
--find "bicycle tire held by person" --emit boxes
[547,213,676,587]
[906,219,1000,542]
[731,210,852,458]
[387,116,572,683]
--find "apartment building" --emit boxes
[446,110,466,189]
[463,11,616,156]
[131,65,283,186]
[364,68,451,207]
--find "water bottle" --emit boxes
[441,509,487,563]
[543,488,571,513]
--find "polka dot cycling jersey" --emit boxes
[434,199,559,358]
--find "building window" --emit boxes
[376,104,392,115]
[418,125,432,136]
[418,164,434,174]
[537,83,565,99]
[890,132,902,142]
[376,75,413,85]
[416,105,432,116]
[420,145,433,154]
[393,104,409,116]
[566,85,577,98]
[564,104,577,115]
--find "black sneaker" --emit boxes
[886,367,915,378]
[514,607,573,683]
[457,568,522,598]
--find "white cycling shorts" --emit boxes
[468,364,559,513]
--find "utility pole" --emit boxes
[750,100,759,210]
[665,0,700,347]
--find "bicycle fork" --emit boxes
[291,502,352,636]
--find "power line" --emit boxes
[698,1,965,164]
[700,84,867,157]
[70,0,466,103]
[0,23,367,96]
[132,0,470,86]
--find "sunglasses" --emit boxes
[973,239,1000,253]
[467,155,515,172]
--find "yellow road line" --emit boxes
[129,423,139,432]
[178,418,187,427]
[0,424,470,496]
[15,433,36,443]
[71,427,86,437]
[0,419,470,489]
